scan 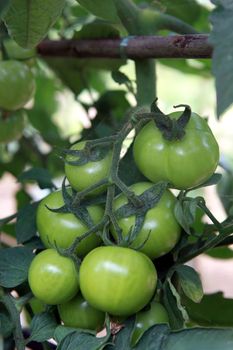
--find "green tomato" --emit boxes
[58,293,105,331]
[28,249,79,305]
[133,112,219,190]
[36,190,104,257]
[111,182,181,259]
[130,301,169,346]
[0,60,36,111]
[65,141,112,195]
[0,110,27,143]
[79,246,157,316]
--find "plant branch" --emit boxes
[37,34,212,59]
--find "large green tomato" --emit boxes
[133,112,219,190]
[65,141,112,195]
[111,182,181,259]
[58,293,105,331]
[28,249,79,305]
[79,246,157,316]
[36,190,104,257]
[0,60,35,111]
[131,301,169,346]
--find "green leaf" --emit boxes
[175,265,203,303]
[112,71,131,85]
[183,292,233,327]
[76,0,119,22]
[206,246,233,259]
[0,0,10,20]
[54,325,82,344]
[159,58,211,77]
[0,247,34,288]
[188,173,222,191]
[18,167,55,189]
[15,202,38,244]
[217,171,233,214]
[174,198,200,234]
[209,0,233,116]
[105,318,134,350]
[29,312,58,342]
[0,305,14,337]
[163,327,233,350]
[57,331,108,350]
[162,280,185,330]
[4,0,66,48]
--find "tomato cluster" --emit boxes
[28,106,219,336]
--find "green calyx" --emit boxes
[150,102,192,141]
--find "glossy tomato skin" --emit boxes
[28,249,79,305]
[79,246,157,316]
[131,301,169,346]
[58,293,105,331]
[65,141,112,195]
[133,112,219,190]
[0,60,35,111]
[111,182,181,259]
[36,190,103,257]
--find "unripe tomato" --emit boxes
[65,141,112,195]
[36,190,103,257]
[0,60,35,111]
[58,293,105,331]
[133,112,219,190]
[111,182,181,259]
[0,110,27,143]
[131,301,169,346]
[79,246,157,316]
[28,249,79,305]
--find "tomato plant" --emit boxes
[133,112,219,190]
[79,246,157,316]
[65,140,112,195]
[58,293,105,331]
[28,249,79,305]
[0,60,35,111]
[36,189,104,257]
[111,182,181,259]
[130,301,169,346]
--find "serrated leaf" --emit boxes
[164,327,233,350]
[105,318,134,350]
[209,1,233,116]
[29,312,57,342]
[134,324,170,350]
[4,0,66,48]
[175,265,203,303]
[18,167,55,189]
[16,202,38,244]
[57,331,108,350]
[0,247,34,288]
[162,280,185,330]
[54,325,82,344]
[183,292,233,327]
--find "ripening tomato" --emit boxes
[36,189,103,257]
[133,112,219,190]
[58,293,105,331]
[28,249,79,305]
[65,141,112,195]
[0,60,35,111]
[130,301,169,346]
[111,182,181,259]
[79,246,157,316]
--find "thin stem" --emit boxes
[155,13,199,34]
[135,59,156,105]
